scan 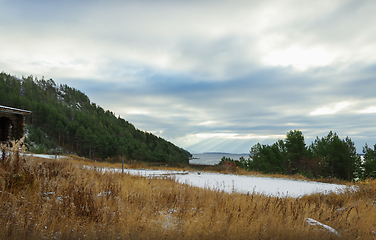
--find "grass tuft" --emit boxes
[1,140,376,239]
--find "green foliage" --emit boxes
[0,72,191,163]
[284,130,310,174]
[310,131,359,181]
[218,156,236,166]
[249,130,360,180]
[250,141,286,174]
[238,156,252,170]
[362,144,376,179]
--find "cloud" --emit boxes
[310,102,351,116]
[1,0,376,153]
[359,107,376,114]
[3,0,376,80]
[67,62,376,153]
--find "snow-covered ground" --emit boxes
[26,154,350,198]
[25,153,67,160]
[119,168,349,198]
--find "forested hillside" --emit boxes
[0,72,191,163]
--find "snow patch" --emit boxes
[110,168,349,198]
[306,218,341,237]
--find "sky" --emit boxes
[1,0,376,154]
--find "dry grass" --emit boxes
[1,141,376,239]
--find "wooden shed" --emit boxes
[0,105,31,142]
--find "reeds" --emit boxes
[1,140,376,239]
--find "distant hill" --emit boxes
[0,72,191,163]
[202,152,230,155]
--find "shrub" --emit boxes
[0,136,36,192]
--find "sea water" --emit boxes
[190,153,250,165]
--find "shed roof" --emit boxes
[0,105,31,115]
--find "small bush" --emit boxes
[0,136,36,192]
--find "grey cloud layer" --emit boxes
[1,0,376,152]
[69,64,376,153]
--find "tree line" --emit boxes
[0,72,191,163]
[220,130,376,181]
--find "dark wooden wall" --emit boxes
[0,113,25,142]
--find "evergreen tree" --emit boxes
[0,72,191,163]
[250,130,359,180]
[310,131,358,181]
[250,142,285,174]
[284,130,308,174]
[362,144,376,178]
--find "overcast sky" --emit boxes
[1,0,376,153]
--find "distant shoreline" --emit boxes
[197,152,249,155]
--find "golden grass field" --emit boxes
[1,140,376,239]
